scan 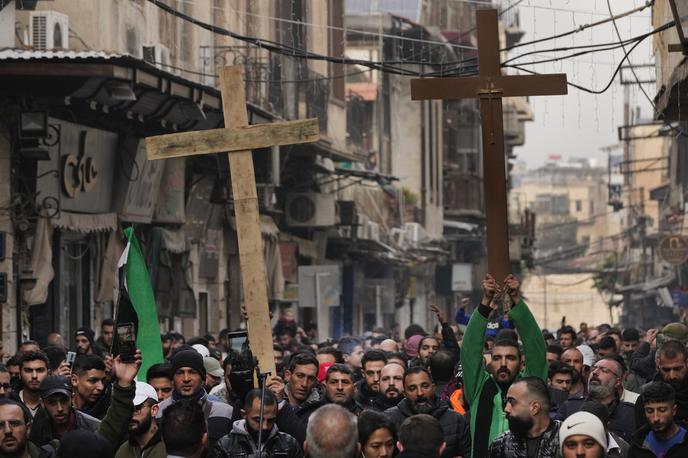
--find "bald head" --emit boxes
[305,404,358,458]
[561,348,585,376]
[380,339,398,353]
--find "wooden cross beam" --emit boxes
[411,9,568,283]
[146,66,320,376]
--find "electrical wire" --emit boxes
[504,0,654,51]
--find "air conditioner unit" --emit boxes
[364,221,380,242]
[285,193,336,227]
[142,43,171,70]
[30,11,68,50]
[403,222,426,246]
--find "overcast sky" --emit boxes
[509,0,656,169]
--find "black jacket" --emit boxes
[555,396,636,443]
[30,409,100,446]
[211,420,303,458]
[488,420,561,458]
[156,390,233,451]
[353,379,387,412]
[628,423,688,457]
[385,396,470,458]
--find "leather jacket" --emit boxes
[211,420,303,458]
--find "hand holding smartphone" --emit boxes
[116,322,137,363]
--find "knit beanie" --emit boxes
[171,349,206,379]
[559,411,608,454]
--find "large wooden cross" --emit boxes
[411,9,568,283]
[146,66,320,375]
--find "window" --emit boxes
[575,200,582,212]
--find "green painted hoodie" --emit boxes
[462,299,547,458]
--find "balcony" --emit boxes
[443,172,484,218]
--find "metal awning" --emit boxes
[0,49,284,137]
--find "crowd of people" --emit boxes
[1,273,688,457]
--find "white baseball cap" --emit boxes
[133,381,159,407]
[192,344,210,358]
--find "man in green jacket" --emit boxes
[462,273,547,457]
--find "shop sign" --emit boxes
[452,263,473,291]
[37,119,117,214]
[117,139,164,223]
[659,235,688,265]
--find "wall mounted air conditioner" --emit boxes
[285,193,336,227]
[403,222,427,247]
[30,11,68,50]
[364,221,380,242]
[142,43,171,71]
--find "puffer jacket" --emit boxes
[385,395,470,458]
[488,420,561,458]
[211,419,303,458]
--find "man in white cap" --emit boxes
[203,357,224,393]
[559,411,608,458]
[115,381,166,458]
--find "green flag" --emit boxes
[115,227,164,380]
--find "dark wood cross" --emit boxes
[146,66,320,375]
[411,9,568,283]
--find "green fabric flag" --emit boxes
[115,227,164,380]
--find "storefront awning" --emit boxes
[51,211,118,233]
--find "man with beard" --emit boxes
[561,348,587,398]
[115,381,165,458]
[74,327,103,358]
[70,355,111,419]
[354,350,387,411]
[214,389,302,457]
[489,377,561,458]
[384,367,469,458]
[14,352,49,418]
[156,350,233,451]
[0,399,40,458]
[629,381,688,457]
[634,340,688,429]
[556,356,635,442]
[462,273,547,457]
[379,363,405,409]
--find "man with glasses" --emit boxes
[116,381,165,458]
[555,355,636,442]
[0,398,38,458]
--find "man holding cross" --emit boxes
[410,10,564,453]
[462,273,547,457]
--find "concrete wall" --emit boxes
[0,125,17,357]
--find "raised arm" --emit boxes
[503,275,547,380]
[461,274,498,402]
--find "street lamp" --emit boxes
[668,0,688,54]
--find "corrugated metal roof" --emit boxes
[0,48,127,60]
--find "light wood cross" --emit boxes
[146,66,320,375]
[411,9,568,283]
